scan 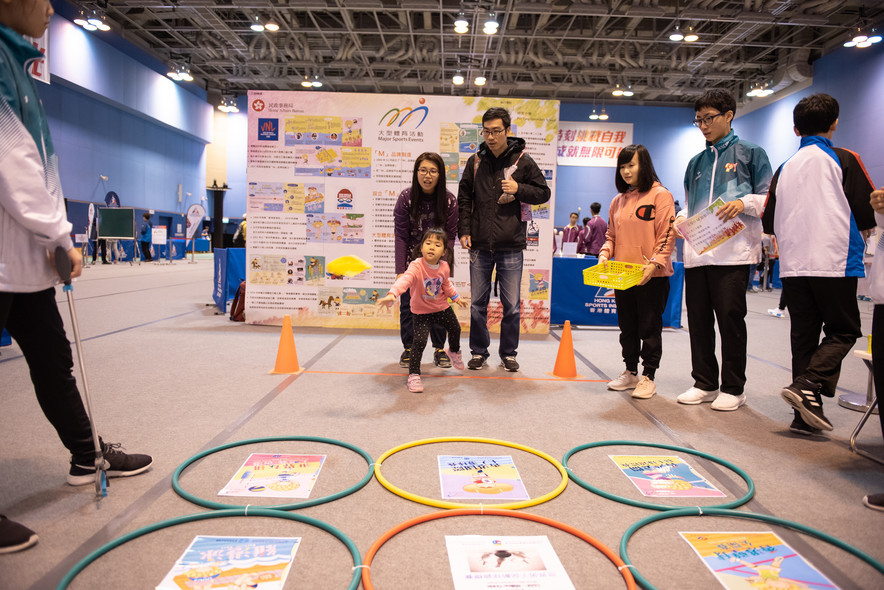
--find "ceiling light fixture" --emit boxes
[166,60,193,82]
[483,13,499,35]
[218,94,239,113]
[250,16,265,32]
[452,70,464,85]
[844,27,882,48]
[454,12,469,34]
[669,25,684,42]
[612,84,624,96]
[623,85,634,97]
[311,75,323,88]
[683,26,699,42]
[746,81,773,98]
[589,108,599,120]
[75,7,110,32]
[301,76,313,88]
[598,108,609,121]
[265,20,280,32]
[474,76,487,86]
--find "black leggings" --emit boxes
[1,288,96,463]
[410,307,461,374]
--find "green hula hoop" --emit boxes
[620,507,884,590]
[374,436,569,510]
[56,507,362,590]
[562,440,755,511]
[172,436,374,510]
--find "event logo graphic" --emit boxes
[258,118,279,141]
[378,103,429,128]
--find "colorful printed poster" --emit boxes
[528,269,550,300]
[156,536,300,590]
[679,197,746,255]
[438,456,529,500]
[445,535,575,590]
[610,455,726,498]
[680,531,840,590]
[218,454,326,499]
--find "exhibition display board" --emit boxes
[244,91,559,333]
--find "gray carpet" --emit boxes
[1,258,881,589]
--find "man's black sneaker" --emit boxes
[789,414,823,436]
[863,493,884,512]
[467,354,487,370]
[434,348,452,368]
[0,515,38,554]
[68,443,153,486]
[781,377,833,431]
[500,356,519,372]
[399,349,410,368]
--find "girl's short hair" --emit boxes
[411,227,453,268]
[615,144,660,193]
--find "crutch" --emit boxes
[54,246,107,499]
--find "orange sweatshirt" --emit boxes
[598,182,676,278]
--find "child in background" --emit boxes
[598,144,676,400]
[377,228,468,392]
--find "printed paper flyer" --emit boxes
[609,455,726,498]
[156,535,300,590]
[678,197,746,255]
[680,531,839,589]
[218,453,326,499]
[445,535,575,590]
[438,455,529,500]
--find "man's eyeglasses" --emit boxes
[481,128,507,137]
[692,113,725,127]
[418,168,439,176]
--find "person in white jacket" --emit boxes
[0,0,151,553]
[862,187,884,512]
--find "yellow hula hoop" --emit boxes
[374,436,568,510]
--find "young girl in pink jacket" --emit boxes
[378,228,468,392]
[598,145,676,400]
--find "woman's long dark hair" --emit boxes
[615,144,660,193]
[409,152,449,226]
[411,227,454,269]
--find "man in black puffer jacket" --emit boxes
[458,107,551,372]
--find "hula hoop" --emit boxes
[562,440,755,511]
[57,507,362,590]
[172,436,374,510]
[374,436,568,510]
[362,508,637,590]
[620,507,884,590]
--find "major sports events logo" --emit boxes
[378,98,429,129]
[258,118,279,141]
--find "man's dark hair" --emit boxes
[793,93,839,136]
[590,202,601,215]
[142,212,151,220]
[482,107,511,129]
[694,88,736,116]
[582,216,591,226]
[569,211,578,218]
[615,144,660,194]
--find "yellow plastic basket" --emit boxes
[583,261,644,290]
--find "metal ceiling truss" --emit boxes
[63,0,883,106]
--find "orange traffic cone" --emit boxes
[548,320,582,379]
[270,314,304,374]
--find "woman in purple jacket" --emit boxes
[393,152,458,368]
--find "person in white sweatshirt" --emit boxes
[863,187,884,512]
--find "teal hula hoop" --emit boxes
[57,507,362,590]
[620,507,884,590]
[172,435,374,510]
[562,440,755,511]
